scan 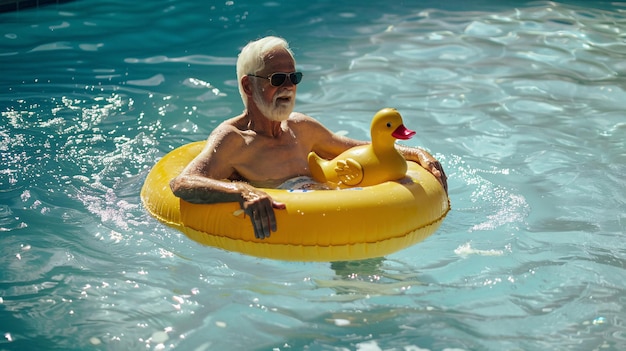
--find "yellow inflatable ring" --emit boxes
[141,141,450,261]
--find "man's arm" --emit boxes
[292,113,368,158]
[169,128,284,239]
[170,173,285,240]
[170,126,242,202]
[396,145,448,193]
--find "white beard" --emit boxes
[252,88,294,122]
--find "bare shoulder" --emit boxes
[287,112,330,134]
[289,112,321,124]
[192,119,247,168]
[206,117,247,148]
[180,119,245,179]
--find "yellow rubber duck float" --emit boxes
[308,108,416,188]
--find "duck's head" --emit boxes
[370,108,416,145]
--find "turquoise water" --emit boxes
[1,0,625,350]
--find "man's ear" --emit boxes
[242,76,254,97]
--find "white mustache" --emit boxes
[275,93,293,100]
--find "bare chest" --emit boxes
[233,133,312,186]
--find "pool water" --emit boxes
[1,0,625,350]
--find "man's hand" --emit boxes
[416,150,448,194]
[239,187,286,239]
[395,146,448,194]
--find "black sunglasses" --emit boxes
[247,72,303,86]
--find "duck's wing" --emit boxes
[334,158,363,186]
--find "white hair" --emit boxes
[236,36,295,107]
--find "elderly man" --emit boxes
[170,36,447,240]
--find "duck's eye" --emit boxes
[386,122,392,128]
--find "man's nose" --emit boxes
[281,78,295,88]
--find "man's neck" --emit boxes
[245,109,283,138]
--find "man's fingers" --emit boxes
[241,189,284,239]
[247,200,278,239]
[431,162,448,194]
[259,205,273,239]
[267,203,279,233]
[272,200,286,210]
[437,165,448,193]
[251,210,264,239]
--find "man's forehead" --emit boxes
[262,49,295,71]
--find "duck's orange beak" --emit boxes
[392,124,416,140]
